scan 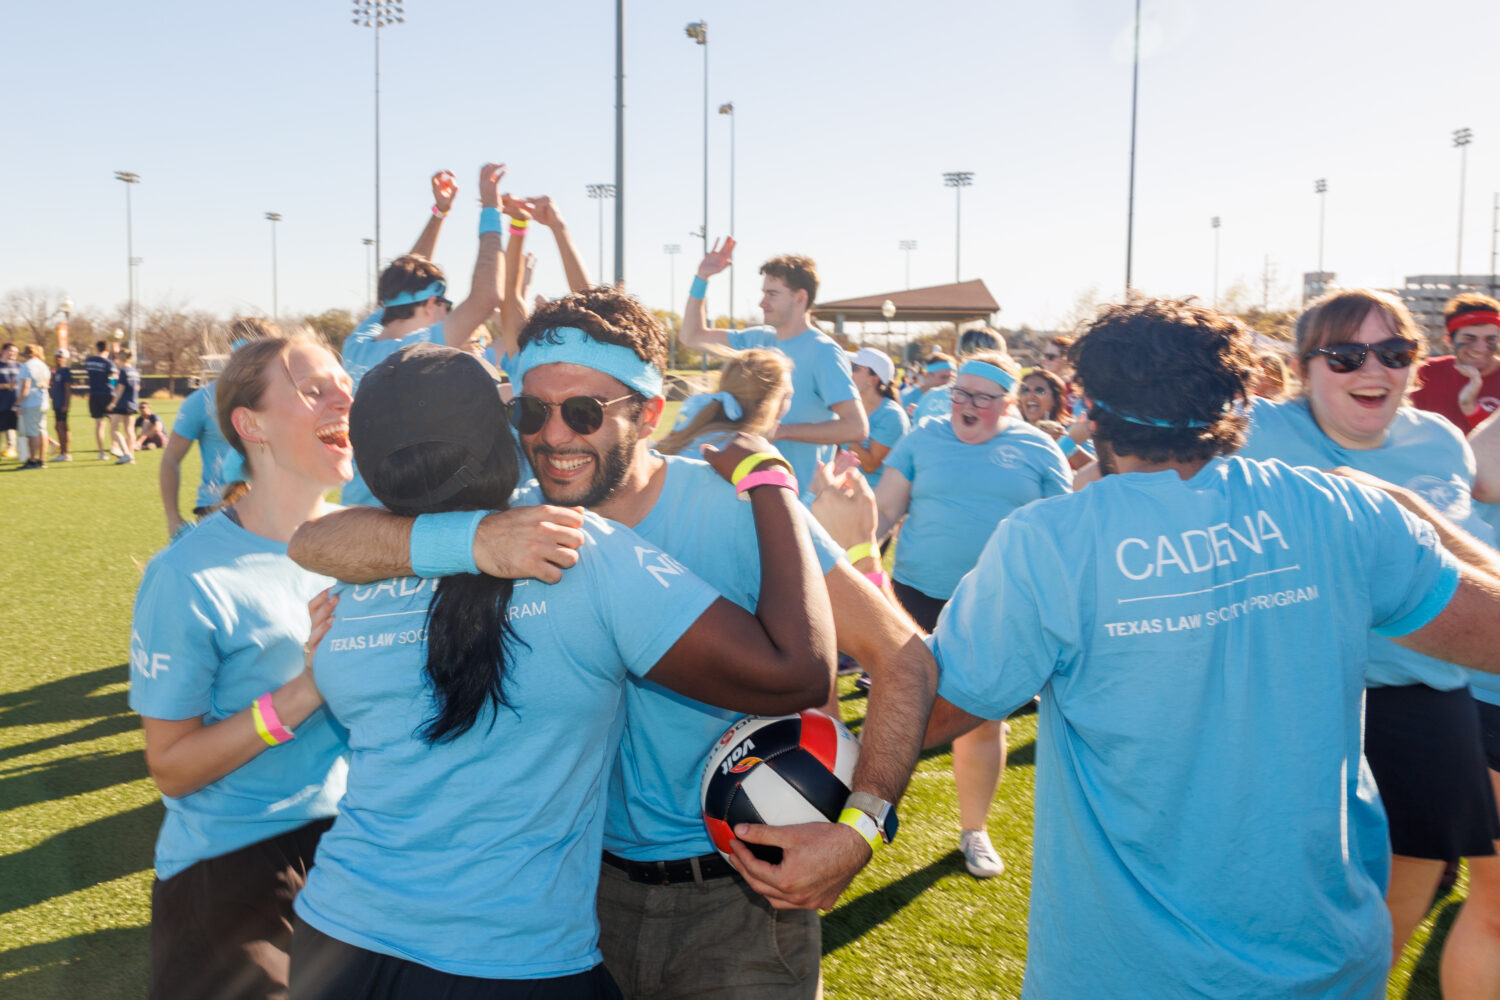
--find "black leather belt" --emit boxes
[602,850,737,885]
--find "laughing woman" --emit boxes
[1239,288,1500,994]
[128,334,354,999]
[875,351,1071,878]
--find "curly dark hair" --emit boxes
[1070,298,1255,464]
[378,254,447,324]
[518,286,669,375]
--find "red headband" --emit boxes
[1447,310,1500,334]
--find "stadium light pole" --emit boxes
[586,184,617,283]
[114,171,141,360]
[1211,217,1221,308]
[665,244,681,369]
[1314,178,1328,274]
[265,213,282,324]
[362,238,376,311]
[899,239,918,289]
[352,0,405,272]
[614,0,625,286]
[686,20,709,371]
[942,172,973,283]
[1124,0,1141,293]
[1454,128,1473,276]
[719,101,735,327]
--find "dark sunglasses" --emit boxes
[438,297,454,310]
[1303,338,1419,374]
[509,393,636,436]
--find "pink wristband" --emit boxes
[864,570,889,588]
[255,693,295,744]
[736,468,799,500]
[432,204,449,217]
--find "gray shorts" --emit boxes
[597,859,819,999]
[20,407,43,437]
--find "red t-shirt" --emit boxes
[1410,355,1500,431]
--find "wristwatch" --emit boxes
[839,791,899,850]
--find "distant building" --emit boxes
[1303,271,1337,304]
[1398,275,1500,343]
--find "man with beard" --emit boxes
[288,286,935,999]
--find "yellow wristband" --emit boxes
[838,807,882,851]
[250,699,280,747]
[845,541,877,566]
[730,451,790,486]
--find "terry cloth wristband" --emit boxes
[845,541,877,566]
[252,693,295,746]
[410,509,488,578]
[479,206,504,236]
[1059,436,1079,457]
[514,326,664,398]
[730,451,792,486]
[736,468,798,499]
[958,359,1016,392]
[689,275,709,300]
[838,807,882,852]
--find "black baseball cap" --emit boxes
[350,343,510,510]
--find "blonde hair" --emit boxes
[656,349,792,456]
[212,328,326,509]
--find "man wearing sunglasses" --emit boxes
[680,240,868,497]
[338,165,506,506]
[1412,293,1500,432]
[289,286,937,999]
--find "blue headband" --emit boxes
[229,337,250,353]
[514,326,664,398]
[925,360,952,373]
[1092,398,1211,429]
[958,359,1017,392]
[672,391,743,430]
[381,280,447,308]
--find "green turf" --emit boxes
[0,394,1462,998]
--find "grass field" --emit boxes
[0,395,1464,998]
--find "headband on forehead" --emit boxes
[381,280,447,309]
[1091,398,1213,429]
[513,326,664,398]
[958,359,1016,392]
[924,360,952,374]
[1448,310,1500,335]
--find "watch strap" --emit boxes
[845,791,898,844]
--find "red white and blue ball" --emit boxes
[700,709,860,864]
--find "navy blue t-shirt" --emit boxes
[84,355,117,397]
[50,366,74,410]
[0,360,18,410]
[115,365,141,412]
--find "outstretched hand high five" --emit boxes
[501,192,533,222]
[478,163,505,208]
[431,170,457,214]
[697,237,736,279]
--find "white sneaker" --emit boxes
[51,453,72,462]
[115,454,134,465]
[960,830,1005,878]
[98,450,107,461]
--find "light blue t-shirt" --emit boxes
[18,358,48,409]
[726,326,859,489]
[1239,397,1495,693]
[172,384,234,509]
[930,456,1460,1000]
[899,383,922,412]
[127,513,348,880]
[911,384,952,422]
[886,416,1071,600]
[296,513,718,979]
[861,397,910,488]
[604,454,844,861]
[339,311,447,506]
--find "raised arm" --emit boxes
[528,196,591,293]
[288,503,588,584]
[646,436,835,714]
[411,170,457,261]
[442,163,506,348]
[498,194,534,360]
[681,238,735,351]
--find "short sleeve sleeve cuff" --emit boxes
[1373,550,1461,638]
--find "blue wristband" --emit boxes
[479,206,504,236]
[1059,436,1078,458]
[410,510,488,578]
[689,275,708,300]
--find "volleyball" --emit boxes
[700,709,860,864]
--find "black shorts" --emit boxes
[892,580,949,633]
[111,402,138,417]
[149,817,333,1000]
[89,395,112,420]
[53,409,67,429]
[1364,685,1500,861]
[290,919,623,1000]
[1479,698,1500,773]
[0,410,15,433]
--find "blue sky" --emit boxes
[4,0,1497,330]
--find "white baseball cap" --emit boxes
[851,347,895,386]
